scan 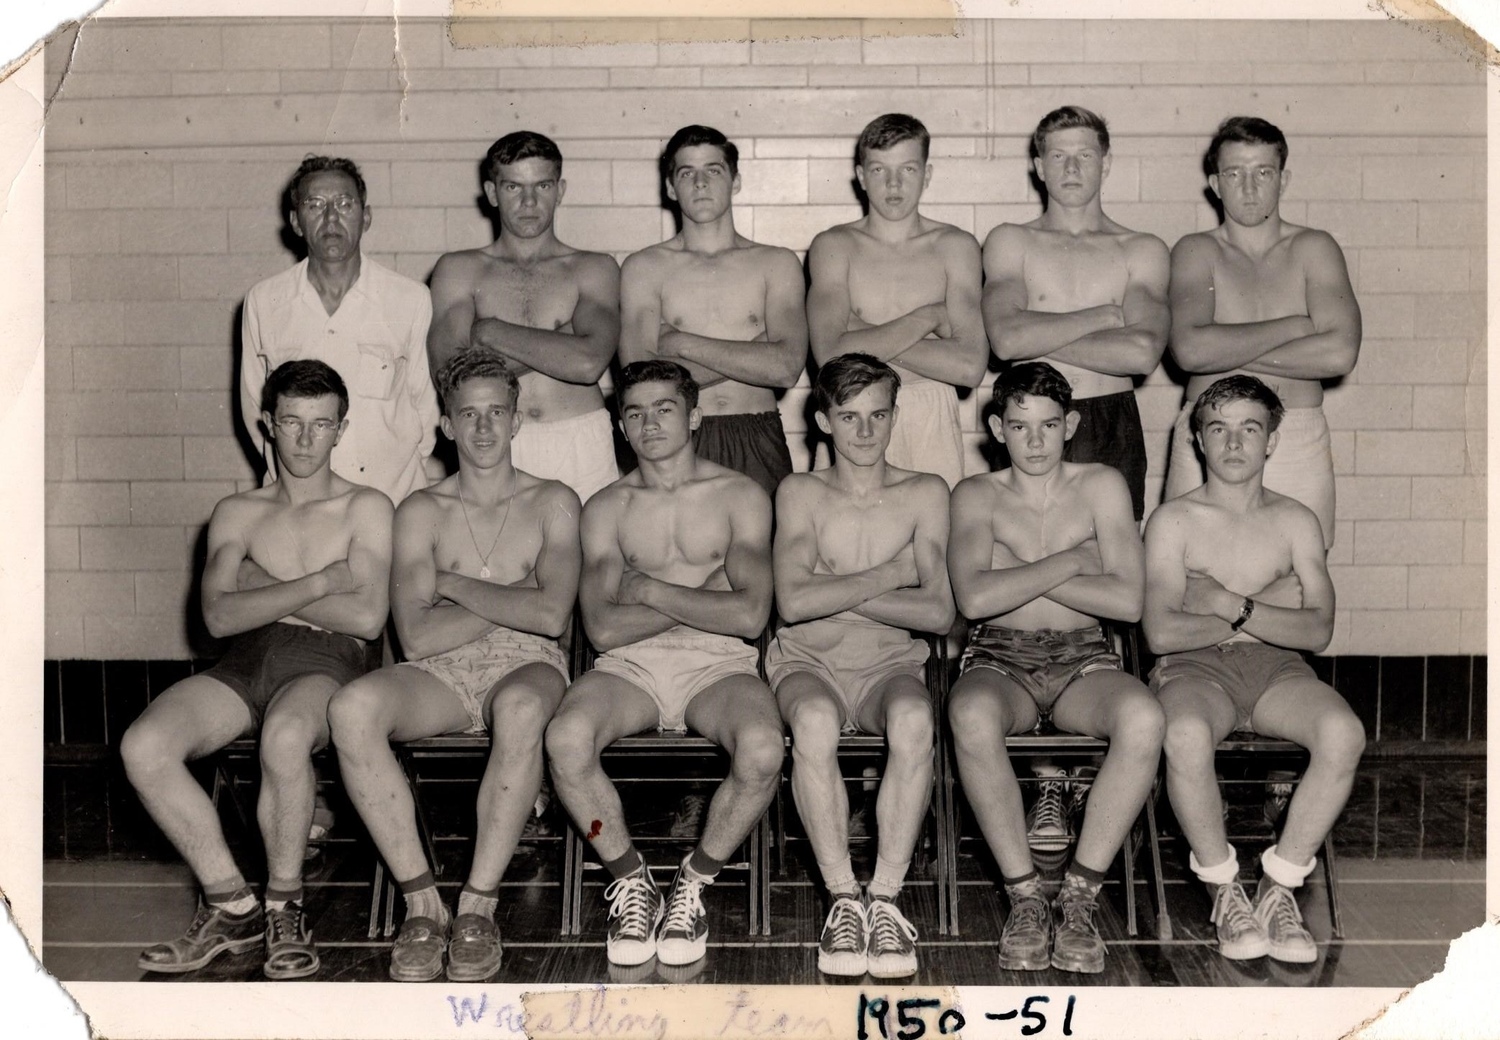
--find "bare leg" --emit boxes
[683,673,785,862]
[544,671,659,864]
[257,674,340,884]
[328,666,474,883]
[1157,678,1239,868]
[119,675,254,888]
[947,668,1039,879]
[775,673,849,871]
[853,674,934,870]
[468,664,567,890]
[1249,679,1366,867]
[1050,671,1164,874]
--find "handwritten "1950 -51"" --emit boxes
[857,993,1078,1039]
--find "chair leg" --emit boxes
[1322,835,1343,940]
[1145,780,1172,941]
[1123,813,1139,938]
[368,860,385,940]
[561,827,579,936]
[932,750,951,937]
[758,810,773,937]
[569,830,586,937]
[747,823,760,937]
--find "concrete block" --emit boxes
[115,210,228,255]
[657,23,750,67]
[1328,565,1408,610]
[78,23,224,72]
[390,160,485,207]
[1408,564,1484,610]
[45,615,88,660]
[72,347,180,392]
[65,162,175,209]
[549,21,659,67]
[1334,475,1411,520]
[134,569,197,617]
[1141,63,1253,85]
[1346,609,1462,656]
[1413,293,1485,342]
[1328,521,1355,566]
[46,346,73,395]
[393,253,442,284]
[48,256,73,303]
[47,571,137,619]
[1353,519,1463,564]
[444,208,496,252]
[1195,21,1313,62]
[80,525,189,572]
[1084,20,1198,63]
[810,66,918,88]
[751,205,862,252]
[178,254,289,301]
[1357,338,1471,386]
[48,391,131,438]
[1306,19,1464,62]
[1356,249,1469,295]
[861,20,982,65]
[992,21,1084,63]
[47,163,67,209]
[1409,385,1468,429]
[1356,430,1467,476]
[178,348,236,394]
[920,66,1008,87]
[46,482,131,527]
[278,70,392,95]
[808,159,861,205]
[1252,63,1364,85]
[1138,157,1213,203]
[57,70,174,99]
[1410,476,1485,519]
[1029,63,1142,86]
[173,161,301,210]
[332,20,444,69]
[47,210,121,255]
[610,68,701,89]
[443,20,555,68]
[361,208,450,255]
[184,436,258,481]
[923,157,1037,205]
[1102,202,1197,247]
[47,527,80,571]
[1281,155,1365,202]
[1358,294,1415,341]
[1323,383,1411,430]
[552,206,664,254]
[226,208,292,256]
[68,256,177,302]
[129,481,234,526]
[1331,430,1355,475]
[85,615,193,660]
[1457,610,1486,655]
[736,159,809,206]
[222,23,332,71]
[126,392,233,437]
[612,160,664,207]
[77,436,183,482]
[702,66,807,88]
[1304,202,1417,248]
[1463,520,1485,565]
[750,21,861,65]
[1364,59,1486,84]
[172,71,281,95]
[493,68,608,89]
[47,302,123,348]
[1361,155,1478,201]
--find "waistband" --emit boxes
[972,624,1107,646]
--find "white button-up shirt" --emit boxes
[241,254,439,504]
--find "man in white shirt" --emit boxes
[241,156,440,506]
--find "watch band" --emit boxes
[1229,596,1255,632]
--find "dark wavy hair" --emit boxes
[813,353,901,415]
[288,155,367,208]
[617,359,699,412]
[484,131,564,183]
[660,125,739,183]
[993,361,1073,415]
[1191,375,1285,435]
[856,113,929,167]
[1206,116,1289,175]
[434,348,520,415]
[262,359,349,420]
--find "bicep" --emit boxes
[1092,474,1145,581]
[202,514,250,598]
[980,229,1028,316]
[347,498,394,587]
[391,503,438,606]
[536,493,584,599]
[1142,515,1187,612]
[771,487,819,581]
[947,487,997,578]
[805,238,851,358]
[725,488,774,590]
[617,261,663,362]
[912,484,952,583]
[572,260,622,351]
[1290,517,1336,613]
[1168,242,1216,328]
[427,260,477,361]
[764,254,810,351]
[1303,236,1360,334]
[1124,239,1171,328]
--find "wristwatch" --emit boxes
[1229,596,1255,632]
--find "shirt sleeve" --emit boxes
[240,288,269,461]
[407,285,440,459]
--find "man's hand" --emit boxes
[929,302,953,340]
[237,558,277,591]
[319,558,359,597]
[882,544,920,589]
[1183,570,1234,619]
[1066,539,1104,577]
[1255,572,1304,609]
[617,569,656,606]
[698,566,732,592]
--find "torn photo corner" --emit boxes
[1,0,1495,1037]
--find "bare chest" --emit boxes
[1024,236,1128,312]
[247,501,352,577]
[473,260,578,332]
[435,497,543,584]
[1183,513,1294,593]
[660,258,767,340]
[813,498,918,573]
[847,241,946,324]
[992,492,1096,563]
[1212,251,1307,324]
[618,491,731,578]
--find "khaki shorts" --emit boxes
[885,378,966,490]
[592,627,762,732]
[765,614,929,733]
[1149,641,1318,733]
[402,626,569,734]
[511,409,619,503]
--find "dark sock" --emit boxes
[263,878,304,910]
[603,846,646,881]
[686,846,725,879]
[1061,861,1106,904]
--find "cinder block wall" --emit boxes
[42,18,1486,659]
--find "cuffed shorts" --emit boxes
[592,627,762,733]
[1149,641,1318,733]
[401,626,569,734]
[201,622,381,729]
[765,615,929,733]
[958,624,1120,730]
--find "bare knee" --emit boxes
[120,719,179,784]
[732,724,786,785]
[1311,710,1366,771]
[948,691,1006,755]
[786,696,842,762]
[259,711,322,774]
[544,710,600,781]
[1162,709,1216,767]
[1112,695,1166,755]
[327,679,392,751]
[488,683,556,752]
[885,697,934,758]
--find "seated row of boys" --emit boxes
[122,349,1362,985]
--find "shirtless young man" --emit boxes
[807,113,988,489]
[545,360,784,969]
[121,361,391,980]
[768,354,954,979]
[329,350,581,983]
[983,106,1170,523]
[1165,117,1362,549]
[428,131,621,502]
[619,125,808,499]
[1144,376,1364,963]
[948,362,1163,975]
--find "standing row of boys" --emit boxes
[121,104,1363,983]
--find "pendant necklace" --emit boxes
[457,478,513,580]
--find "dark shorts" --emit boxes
[959,624,1121,730]
[1065,390,1146,522]
[693,410,793,500]
[1149,642,1318,733]
[200,622,381,729]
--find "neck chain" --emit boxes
[457,478,513,580]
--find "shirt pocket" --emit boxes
[354,342,404,401]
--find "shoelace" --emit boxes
[1210,883,1258,935]
[1032,782,1068,833]
[661,872,711,935]
[824,897,866,951]
[182,904,220,939]
[868,900,918,954]
[604,874,659,938]
[1008,895,1049,936]
[266,905,302,944]
[1254,886,1305,934]
[1057,898,1098,937]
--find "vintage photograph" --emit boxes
[18,2,1488,1034]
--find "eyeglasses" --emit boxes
[273,417,340,438]
[300,194,360,215]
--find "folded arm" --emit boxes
[948,483,1098,621]
[1037,470,1144,622]
[1141,505,1229,654]
[1168,235,1315,374]
[850,477,956,633]
[875,231,988,387]
[618,251,724,387]
[660,249,809,388]
[982,224,1122,363]
[469,255,620,384]
[807,231,941,367]
[1048,235,1171,377]
[390,494,494,660]
[773,478,914,623]
[1239,231,1361,380]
